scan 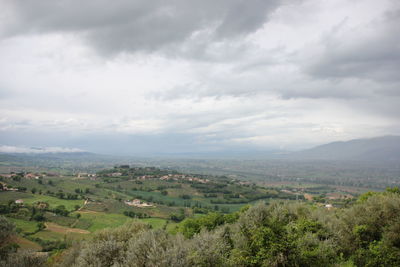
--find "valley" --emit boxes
[0,164,359,253]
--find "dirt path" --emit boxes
[78,199,89,211]
[304,193,313,200]
[45,222,90,234]
[77,209,100,214]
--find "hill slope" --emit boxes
[291,136,400,161]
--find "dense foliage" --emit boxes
[50,189,400,266]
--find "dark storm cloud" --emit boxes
[306,6,400,85]
[0,0,399,154]
[1,0,285,56]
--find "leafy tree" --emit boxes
[33,214,45,222]
[337,192,400,266]
[0,216,16,262]
[37,222,45,231]
[0,216,14,247]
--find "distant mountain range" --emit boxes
[1,136,399,162]
[290,136,400,161]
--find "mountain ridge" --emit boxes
[290,135,400,161]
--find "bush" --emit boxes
[0,250,47,267]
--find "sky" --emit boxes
[0,0,399,155]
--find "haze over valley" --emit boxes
[0,1,399,266]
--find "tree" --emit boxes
[0,216,14,247]
[37,222,45,231]
[33,214,45,222]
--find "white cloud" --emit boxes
[0,145,85,154]
[0,0,398,154]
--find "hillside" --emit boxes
[2,189,400,266]
[290,136,400,161]
[1,165,399,266]
[0,166,307,255]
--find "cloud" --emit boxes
[305,4,400,84]
[0,0,399,155]
[1,0,288,58]
[0,145,85,154]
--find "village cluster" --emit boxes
[99,172,211,184]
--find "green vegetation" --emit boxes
[45,189,400,266]
[1,163,400,266]
[78,212,131,232]
[7,218,38,233]
[21,195,84,210]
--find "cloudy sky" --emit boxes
[0,0,399,155]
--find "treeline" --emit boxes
[123,211,150,219]
[97,166,177,178]
[0,201,73,220]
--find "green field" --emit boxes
[21,195,84,210]
[0,191,32,202]
[140,217,167,229]
[31,230,66,241]
[76,211,131,232]
[7,217,38,233]
[11,235,42,251]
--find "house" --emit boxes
[15,199,24,204]
[132,199,141,205]
[25,173,40,179]
[0,173,16,178]
[325,204,333,209]
[1,184,18,191]
[124,199,154,207]
[77,173,88,178]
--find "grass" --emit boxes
[32,230,66,241]
[10,235,42,251]
[45,222,89,234]
[0,191,32,202]
[165,221,179,233]
[21,194,84,210]
[76,211,131,232]
[140,217,167,229]
[31,229,87,242]
[46,213,77,227]
[7,217,38,233]
[72,217,93,230]
[73,211,168,232]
